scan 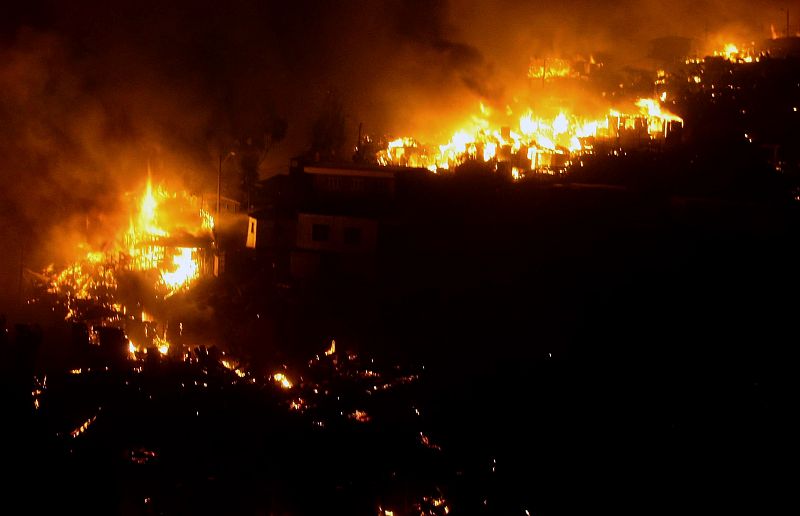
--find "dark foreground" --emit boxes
[2,182,798,515]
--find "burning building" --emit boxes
[371,97,683,178]
[40,176,217,358]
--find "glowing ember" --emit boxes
[419,432,442,451]
[222,359,247,378]
[273,372,293,389]
[70,415,97,438]
[349,410,371,423]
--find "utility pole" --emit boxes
[214,150,235,278]
[17,241,24,305]
[217,153,222,219]
[217,150,236,219]
[787,8,790,38]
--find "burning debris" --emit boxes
[45,176,214,322]
[22,328,473,514]
[27,175,219,371]
[70,413,98,438]
[373,86,683,176]
[272,372,293,389]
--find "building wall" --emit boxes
[303,166,396,198]
[295,213,378,254]
[246,217,295,250]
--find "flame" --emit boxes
[201,209,215,232]
[222,359,247,378]
[49,175,212,320]
[125,177,204,295]
[349,409,371,423]
[552,113,569,135]
[136,178,167,238]
[70,415,97,438]
[528,58,576,80]
[160,248,199,292]
[154,335,170,356]
[273,372,293,389]
[710,42,756,63]
[325,339,336,356]
[377,96,681,175]
[635,98,683,123]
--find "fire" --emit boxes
[154,335,170,356]
[273,372,293,389]
[528,58,577,80]
[635,98,683,123]
[370,48,687,177]
[552,113,569,135]
[702,41,757,63]
[325,339,336,356]
[349,409,371,423]
[378,97,682,177]
[126,177,204,295]
[47,175,213,321]
[71,415,97,438]
[717,43,756,63]
[222,359,247,378]
[160,247,199,292]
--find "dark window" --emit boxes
[343,227,362,246]
[312,223,330,242]
[250,221,255,233]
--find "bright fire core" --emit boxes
[48,176,213,320]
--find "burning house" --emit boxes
[373,97,684,179]
[40,177,218,359]
[366,48,684,179]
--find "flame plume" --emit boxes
[47,175,212,320]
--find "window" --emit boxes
[250,221,255,233]
[343,227,362,246]
[312,223,330,242]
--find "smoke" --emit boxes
[0,0,789,311]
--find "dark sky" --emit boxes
[0,0,788,311]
